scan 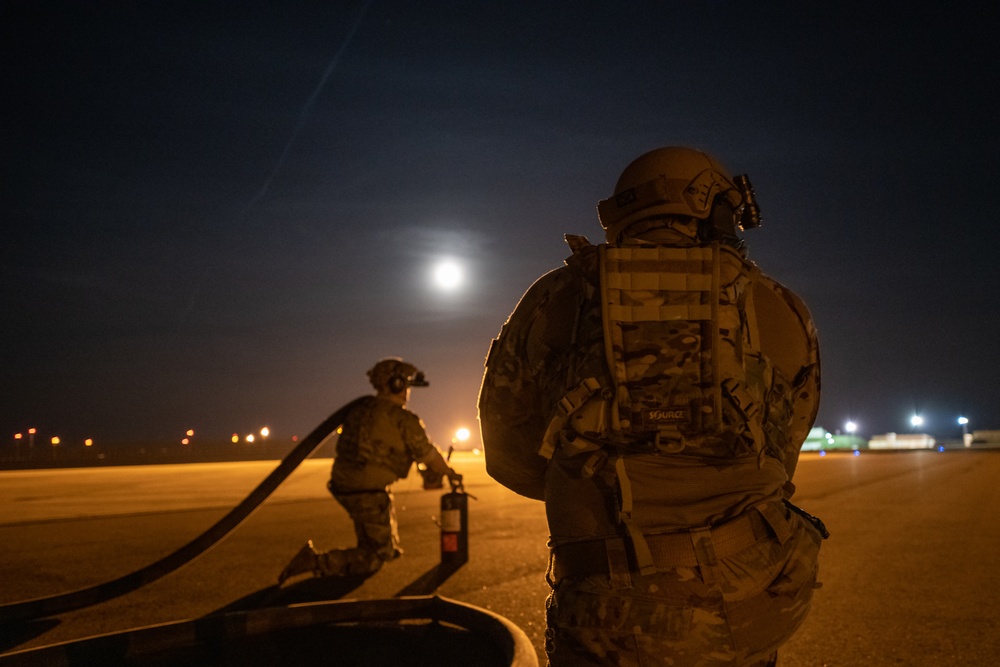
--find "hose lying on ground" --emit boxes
[0,596,540,667]
[0,397,366,624]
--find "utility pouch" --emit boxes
[783,499,830,539]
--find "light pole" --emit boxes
[958,416,970,447]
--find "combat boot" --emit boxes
[278,540,319,585]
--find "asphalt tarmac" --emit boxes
[2,449,999,665]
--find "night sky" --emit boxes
[3,1,998,449]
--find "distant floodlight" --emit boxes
[958,416,969,425]
[910,415,924,428]
[845,421,858,434]
[455,427,471,442]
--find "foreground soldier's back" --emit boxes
[479,146,827,666]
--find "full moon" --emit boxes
[432,260,463,290]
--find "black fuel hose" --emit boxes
[0,397,366,624]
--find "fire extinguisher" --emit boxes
[440,480,468,564]
[440,446,474,564]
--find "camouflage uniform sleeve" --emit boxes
[753,275,821,486]
[479,266,579,500]
[396,408,438,462]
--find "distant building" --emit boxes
[868,432,936,450]
[971,430,1000,446]
[802,426,868,451]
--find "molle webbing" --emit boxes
[599,244,723,439]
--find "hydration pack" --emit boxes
[541,238,775,464]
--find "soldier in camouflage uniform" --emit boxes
[279,358,461,584]
[479,147,826,666]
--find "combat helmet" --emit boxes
[597,146,761,245]
[367,357,429,394]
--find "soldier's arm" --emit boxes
[420,449,460,482]
[479,268,575,500]
[753,275,821,487]
[401,411,461,482]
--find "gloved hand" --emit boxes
[418,464,444,490]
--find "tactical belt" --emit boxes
[551,509,769,580]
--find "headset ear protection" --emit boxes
[387,374,408,394]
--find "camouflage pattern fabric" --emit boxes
[567,239,817,472]
[598,243,751,448]
[479,250,604,501]
[545,506,823,666]
[315,489,400,576]
[332,395,441,489]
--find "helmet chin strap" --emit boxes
[699,225,746,251]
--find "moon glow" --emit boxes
[433,260,463,290]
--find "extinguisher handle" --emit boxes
[448,475,477,500]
